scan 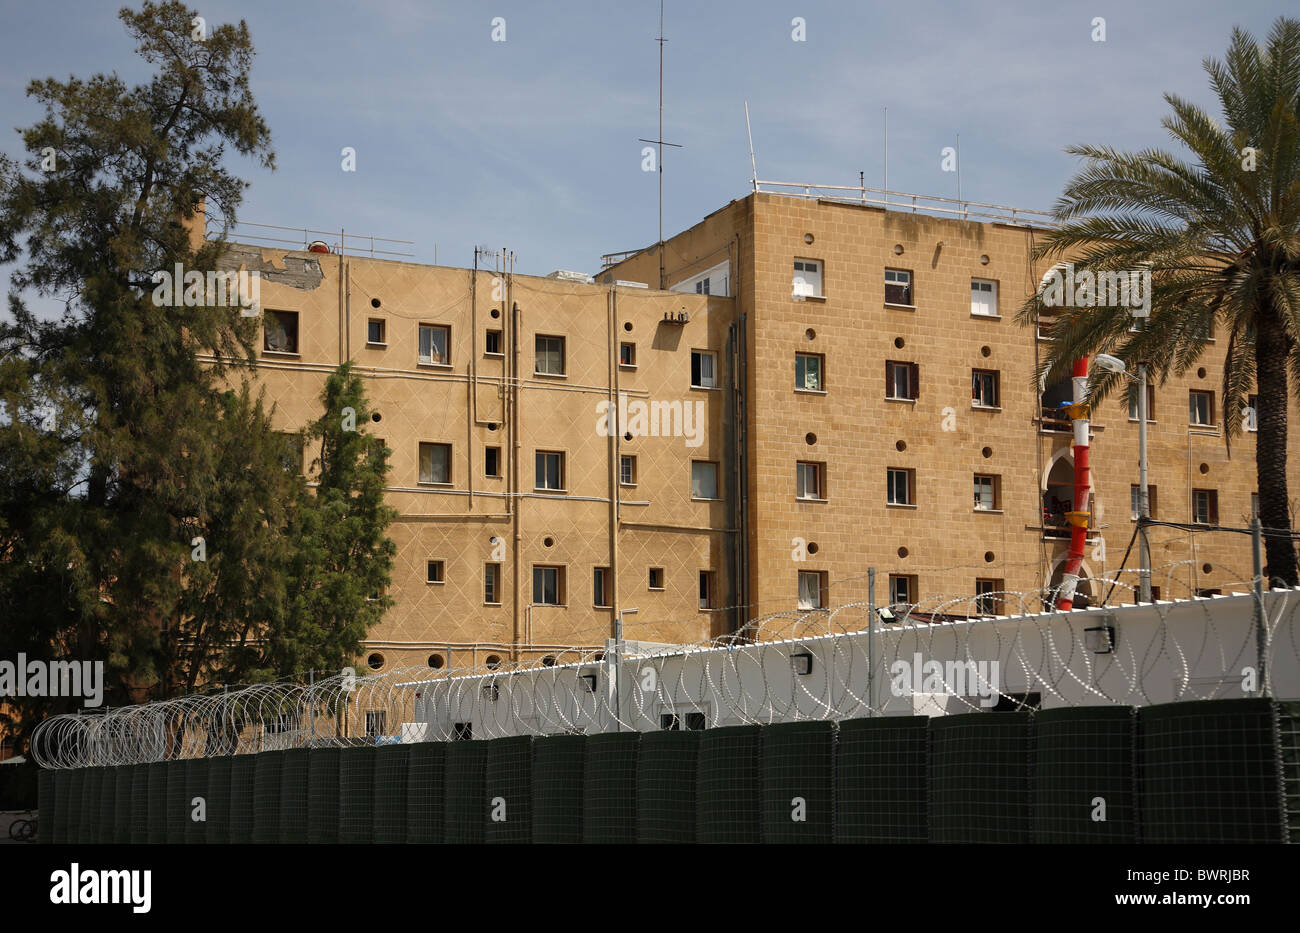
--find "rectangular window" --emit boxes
[972,369,1000,408]
[889,574,916,606]
[973,474,1000,511]
[795,352,824,391]
[620,342,636,367]
[796,461,825,500]
[691,460,719,499]
[426,560,445,584]
[1036,315,1055,341]
[485,329,502,355]
[1246,394,1258,432]
[691,350,717,388]
[1252,493,1260,518]
[696,277,710,295]
[418,442,451,485]
[264,310,299,354]
[971,279,998,316]
[975,578,1004,616]
[699,571,714,610]
[887,468,914,506]
[884,268,913,306]
[484,563,501,604]
[484,446,501,478]
[418,323,449,365]
[593,567,612,608]
[274,432,304,475]
[1192,489,1218,525]
[797,570,827,610]
[1189,390,1215,426]
[648,567,665,590]
[1128,384,1156,421]
[367,318,386,345]
[661,711,708,731]
[1130,484,1158,519]
[793,259,823,298]
[535,450,564,491]
[532,565,564,605]
[535,335,565,375]
[886,361,918,400]
[365,710,387,738]
[620,455,637,486]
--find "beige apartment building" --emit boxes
[601,189,1298,626]
[219,186,1296,672]
[213,240,741,672]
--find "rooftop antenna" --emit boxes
[637,0,681,289]
[883,107,889,207]
[745,100,758,191]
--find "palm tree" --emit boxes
[1021,17,1300,587]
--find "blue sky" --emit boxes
[0,0,1293,294]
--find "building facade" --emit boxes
[212,242,740,673]
[221,188,1297,673]
[602,190,1296,626]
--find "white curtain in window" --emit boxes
[692,462,717,499]
[797,572,820,609]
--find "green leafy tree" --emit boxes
[1021,17,1300,586]
[0,1,277,740]
[272,364,397,677]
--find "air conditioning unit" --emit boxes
[547,269,594,284]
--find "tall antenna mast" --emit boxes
[638,0,680,289]
[745,101,758,190]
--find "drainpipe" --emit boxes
[1056,356,1091,611]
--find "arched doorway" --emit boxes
[1048,556,1096,609]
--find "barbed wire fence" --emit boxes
[30,576,1300,770]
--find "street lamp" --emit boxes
[1091,354,1152,603]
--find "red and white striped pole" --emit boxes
[1056,356,1092,611]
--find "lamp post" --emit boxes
[1094,354,1152,603]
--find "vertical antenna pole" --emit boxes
[883,108,889,206]
[956,134,963,214]
[657,0,665,289]
[745,100,757,191]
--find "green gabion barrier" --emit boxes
[338,745,377,845]
[444,740,489,844]
[129,766,150,844]
[635,730,700,844]
[183,759,208,845]
[531,734,585,843]
[64,769,84,844]
[37,769,55,844]
[306,747,341,845]
[114,766,134,844]
[81,768,102,844]
[251,750,286,844]
[1033,706,1137,843]
[929,711,1033,843]
[164,760,188,844]
[762,721,835,844]
[697,725,761,843]
[53,768,72,843]
[485,736,533,844]
[373,744,411,844]
[97,766,118,844]
[227,755,257,844]
[1279,701,1300,843]
[835,716,928,843]
[582,732,639,844]
[204,757,232,844]
[406,742,446,844]
[146,761,168,845]
[1137,698,1284,843]
[278,748,311,844]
